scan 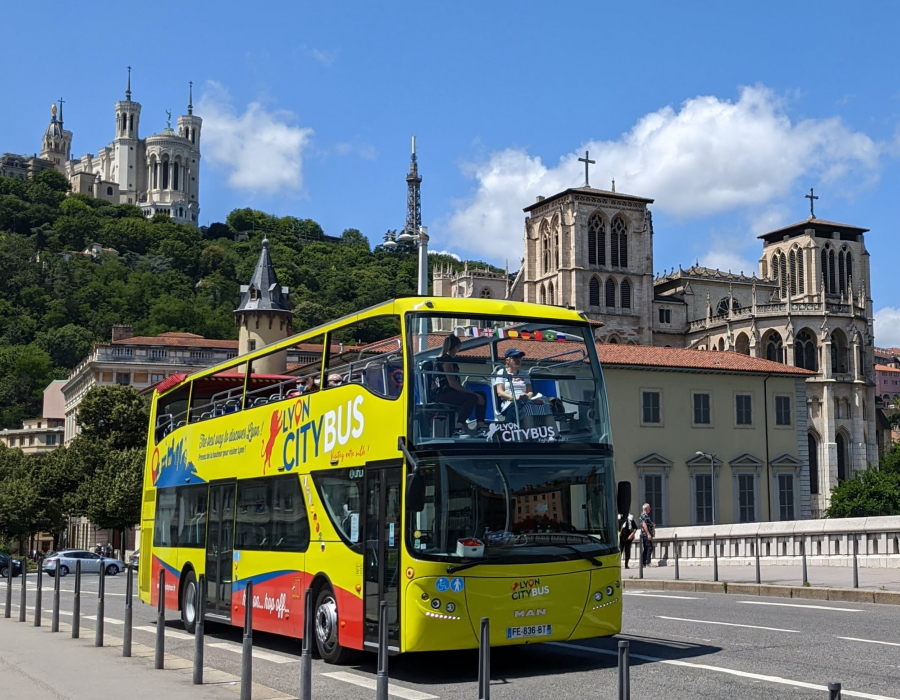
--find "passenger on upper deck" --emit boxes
[434,335,487,437]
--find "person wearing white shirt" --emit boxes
[493,348,533,418]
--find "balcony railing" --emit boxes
[689,299,867,330]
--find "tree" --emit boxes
[75,385,150,450]
[34,324,96,369]
[85,447,144,555]
[826,443,900,518]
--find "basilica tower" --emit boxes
[113,67,142,196]
[176,82,202,221]
[39,99,73,172]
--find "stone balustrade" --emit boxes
[626,516,900,569]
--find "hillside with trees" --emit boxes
[0,171,497,427]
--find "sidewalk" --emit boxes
[0,609,287,700]
[624,560,900,591]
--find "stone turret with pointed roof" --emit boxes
[40,99,73,171]
[235,237,293,373]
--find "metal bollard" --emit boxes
[801,538,808,586]
[852,538,859,589]
[193,575,206,684]
[376,600,389,700]
[123,565,133,657]
[755,535,761,584]
[72,560,81,638]
[33,566,42,627]
[828,681,842,699]
[51,561,60,632]
[4,556,11,618]
[478,617,491,700]
[299,587,312,700]
[674,534,679,580]
[19,562,26,622]
[618,639,630,700]
[713,534,719,583]
[95,563,105,646]
[155,569,165,669]
[241,580,253,700]
[638,541,644,579]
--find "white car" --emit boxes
[43,550,124,577]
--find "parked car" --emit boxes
[43,550,124,577]
[128,549,140,570]
[0,553,22,578]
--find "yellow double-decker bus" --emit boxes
[139,297,629,662]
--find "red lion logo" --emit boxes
[261,410,281,474]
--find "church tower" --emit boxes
[176,82,202,222]
[234,238,293,374]
[39,99,73,172]
[113,67,142,197]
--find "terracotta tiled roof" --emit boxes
[111,332,239,349]
[596,344,815,376]
[875,364,900,374]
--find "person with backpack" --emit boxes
[619,512,637,569]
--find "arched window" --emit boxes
[621,278,631,309]
[129,114,134,133]
[765,332,784,363]
[162,159,170,190]
[554,224,560,269]
[541,222,551,274]
[611,216,627,268]
[828,249,836,294]
[172,162,179,191]
[588,214,605,265]
[794,330,817,371]
[808,433,819,495]
[821,247,828,292]
[836,433,847,482]
[540,285,546,305]
[838,250,846,296]
[480,287,492,298]
[780,253,788,298]
[589,277,600,307]
[789,250,798,296]
[605,277,616,308]
[548,281,555,306]
[845,251,852,290]
[607,336,619,344]
[716,298,729,316]
[106,186,113,196]
[797,248,805,294]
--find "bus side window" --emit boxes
[235,477,310,553]
[311,469,363,547]
[324,316,403,400]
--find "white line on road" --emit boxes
[623,592,700,600]
[208,641,295,664]
[134,625,195,640]
[322,672,438,700]
[657,616,800,633]
[549,642,899,700]
[83,615,124,624]
[838,637,900,648]
[737,601,863,612]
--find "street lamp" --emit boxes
[400,226,429,296]
[695,451,717,525]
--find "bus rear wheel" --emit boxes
[181,570,197,634]
[314,586,355,664]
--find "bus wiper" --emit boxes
[446,555,510,574]
[553,544,605,567]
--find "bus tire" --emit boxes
[181,569,198,634]
[314,586,355,664]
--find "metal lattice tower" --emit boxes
[405,135,422,234]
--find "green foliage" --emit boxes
[75,385,150,450]
[85,447,144,533]
[826,443,900,518]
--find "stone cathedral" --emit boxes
[438,168,877,517]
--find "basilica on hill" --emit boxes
[436,159,877,518]
[0,69,202,226]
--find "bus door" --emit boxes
[363,463,402,651]
[205,481,235,619]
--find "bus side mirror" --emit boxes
[406,472,426,513]
[617,480,632,517]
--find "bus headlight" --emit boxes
[446,602,456,613]
[594,591,602,601]
[606,586,614,597]
[431,598,441,610]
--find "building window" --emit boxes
[694,473,713,525]
[794,330,817,371]
[775,395,792,426]
[778,474,796,520]
[116,373,131,386]
[621,278,632,309]
[658,308,671,324]
[643,473,664,527]
[610,215,627,268]
[588,214,605,266]
[46,434,57,446]
[735,394,753,426]
[808,433,819,495]
[151,374,165,384]
[605,277,616,309]
[693,393,711,425]
[190,350,213,360]
[642,390,661,425]
[589,277,601,307]
[738,474,756,523]
[248,340,257,352]
[480,288,492,298]
[29,436,34,446]
[150,349,168,359]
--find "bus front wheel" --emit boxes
[181,570,197,634]
[314,586,355,664]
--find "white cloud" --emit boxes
[429,249,461,261]
[444,85,881,262]
[310,48,338,66]
[875,307,900,348]
[197,82,314,195]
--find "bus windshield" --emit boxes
[408,454,617,564]
[408,314,611,446]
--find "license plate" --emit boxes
[506,624,553,639]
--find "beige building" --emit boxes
[0,380,66,455]
[598,345,813,527]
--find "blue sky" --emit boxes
[3,2,899,342]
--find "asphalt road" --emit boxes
[3,571,899,700]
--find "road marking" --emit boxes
[549,643,899,700]
[624,592,700,600]
[83,615,125,624]
[737,601,863,612]
[838,637,900,648]
[135,625,195,640]
[657,616,799,633]
[208,641,295,664]
[322,672,438,700]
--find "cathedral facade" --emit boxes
[31,70,201,225]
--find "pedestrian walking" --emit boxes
[639,503,655,567]
[104,543,112,558]
[619,512,637,569]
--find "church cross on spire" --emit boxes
[805,187,819,219]
[578,150,595,188]
[126,66,132,101]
